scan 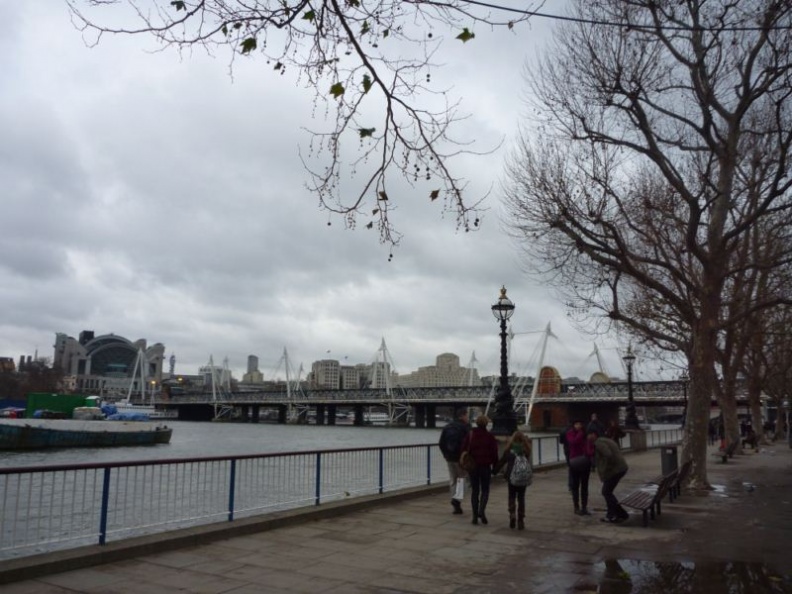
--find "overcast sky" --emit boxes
[0,1,671,383]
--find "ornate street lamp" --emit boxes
[491,286,517,436]
[622,345,641,430]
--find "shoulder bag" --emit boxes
[459,432,477,473]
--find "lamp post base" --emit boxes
[624,404,642,431]
[490,417,518,438]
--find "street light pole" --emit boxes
[623,345,640,430]
[491,286,517,437]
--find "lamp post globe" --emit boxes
[623,345,640,430]
[490,286,518,436]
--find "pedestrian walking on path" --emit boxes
[604,419,626,448]
[560,420,574,491]
[460,414,499,525]
[589,429,629,523]
[495,430,533,530]
[438,407,470,515]
[567,420,594,516]
[586,413,605,437]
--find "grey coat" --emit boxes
[593,436,628,481]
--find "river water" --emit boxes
[0,422,449,469]
[0,422,679,470]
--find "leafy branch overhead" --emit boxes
[66,0,541,248]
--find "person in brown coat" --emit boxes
[459,414,499,525]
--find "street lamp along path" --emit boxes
[490,286,518,437]
[622,345,641,431]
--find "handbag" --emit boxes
[460,450,477,473]
[569,455,591,472]
[459,432,477,473]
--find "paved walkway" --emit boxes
[3,443,792,593]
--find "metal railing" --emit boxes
[0,444,447,559]
[0,429,683,560]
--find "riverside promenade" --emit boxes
[2,443,791,593]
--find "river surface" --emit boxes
[0,422,681,469]
[0,422,454,468]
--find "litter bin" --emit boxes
[661,446,678,476]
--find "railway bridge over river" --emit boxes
[146,379,727,428]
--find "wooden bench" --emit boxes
[621,471,677,527]
[712,440,738,463]
[650,459,692,501]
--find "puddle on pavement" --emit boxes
[595,559,792,593]
[692,484,730,498]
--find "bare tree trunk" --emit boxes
[719,395,741,453]
[683,325,718,489]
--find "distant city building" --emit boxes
[310,359,340,389]
[53,331,165,396]
[340,365,360,389]
[395,353,479,388]
[0,357,15,373]
[198,362,234,391]
[242,354,264,384]
[369,360,392,389]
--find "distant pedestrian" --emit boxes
[605,419,626,448]
[742,427,759,450]
[438,408,470,515]
[495,430,533,530]
[708,421,717,446]
[460,414,499,525]
[587,413,605,437]
[718,418,726,449]
[566,420,593,516]
[588,430,630,523]
[560,421,574,491]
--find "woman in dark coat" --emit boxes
[460,414,499,525]
[566,420,595,515]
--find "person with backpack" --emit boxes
[495,430,533,530]
[438,408,470,515]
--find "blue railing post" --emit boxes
[98,467,111,545]
[314,452,322,506]
[378,449,384,494]
[427,446,432,485]
[228,459,236,522]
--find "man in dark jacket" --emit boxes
[439,408,470,514]
[587,413,606,437]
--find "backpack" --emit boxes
[510,453,533,487]
[439,422,468,460]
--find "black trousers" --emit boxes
[602,469,628,519]
[507,483,527,519]
[570,465,590,509]
[469,465,492,516]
